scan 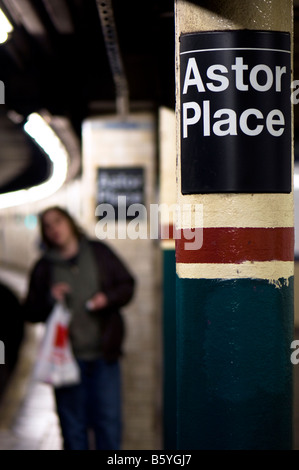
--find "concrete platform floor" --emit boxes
[0,323,63,450]
[0,265,63,450]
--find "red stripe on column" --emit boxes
[175,227,294,264]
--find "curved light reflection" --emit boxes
[0,113,68,209]
[0,9,13,44]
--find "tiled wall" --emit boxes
[81,113,162,450]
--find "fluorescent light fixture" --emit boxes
[0,113,68,209]
[0,9,13,44]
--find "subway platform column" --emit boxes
[81,113,160,449]
[175,0,294,449]
[159,107,177,449]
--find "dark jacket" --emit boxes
[0,283,24,377]
[23,239,135,362]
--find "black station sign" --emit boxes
[97,167,144,220]
[180,30,291,194]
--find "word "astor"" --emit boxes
[182,56,287,94]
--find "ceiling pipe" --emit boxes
[1,0,46,35]
[95,0,129,119]
[0,0,53,54]
[41,0,74,34]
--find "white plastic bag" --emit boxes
[33,302,81,387]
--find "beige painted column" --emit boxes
[81,112,161,449]
[159,107,177,449]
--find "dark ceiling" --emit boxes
[0,1,298,195]
[0,0,175,127]
[0,0,175,193]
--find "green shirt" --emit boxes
[49,238,103,360]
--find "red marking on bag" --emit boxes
[54,324,68,348]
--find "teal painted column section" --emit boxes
[162,249,177,450]
[176,275,294,450]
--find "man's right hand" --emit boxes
[51,282,71,302]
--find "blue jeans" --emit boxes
[54,358,122,450]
